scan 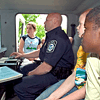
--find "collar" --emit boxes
[46,26,61,38]
[27,35,36,39]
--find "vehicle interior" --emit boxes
[0,0,100,100]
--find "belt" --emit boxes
[51,67,72,79]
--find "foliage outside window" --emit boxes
[19,14,46,42]
[18,14,67,43]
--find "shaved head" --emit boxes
[44,12,62,32]
[48,13,62,25]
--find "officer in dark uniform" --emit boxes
[11,12,74,100]
[39,26,74,79]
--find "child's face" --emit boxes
[26,24,35,34]
[77,14,85,38]
[82,18,99,53]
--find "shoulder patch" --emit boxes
[46,40,57,53]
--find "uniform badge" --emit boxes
[46,40,57,53]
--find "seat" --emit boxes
[72,32,82,65]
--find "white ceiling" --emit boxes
[0,0,100,15]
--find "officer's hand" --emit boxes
[10,52,22,59]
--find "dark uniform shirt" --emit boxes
[39,26,74,79]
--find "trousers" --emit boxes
[14,62,58,100]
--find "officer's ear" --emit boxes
[98,27,100,35]
[53,18,58,25]
[98,27,100,40]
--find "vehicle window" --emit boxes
[16,14,67,51]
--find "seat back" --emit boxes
[72,32,82,65]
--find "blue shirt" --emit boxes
[39,26,74,70]
[21,35,41,53]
